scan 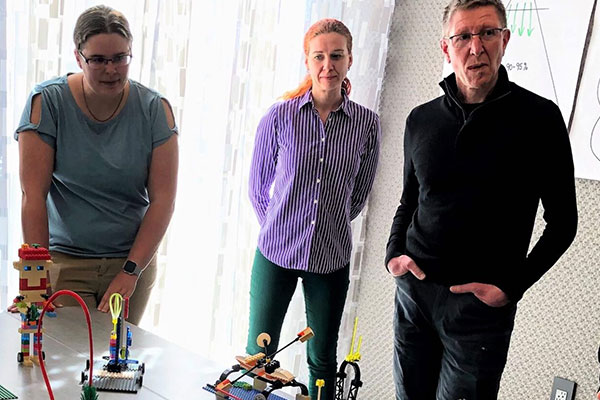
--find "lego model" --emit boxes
[81,293,145,393]
[13,243,53,367]
[209,328,315,400]
[13,244,98,399]
[36,289,99,400]
[335,318,363,400]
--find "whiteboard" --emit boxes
[570,5,600,181]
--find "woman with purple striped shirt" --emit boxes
[247,19,381,400]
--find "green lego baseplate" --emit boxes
[0,385,17,399]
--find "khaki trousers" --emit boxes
[48,251,157,325]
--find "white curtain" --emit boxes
[0,0,9,312]
[2,0,394,387]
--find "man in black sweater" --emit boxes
[385,0,578,399]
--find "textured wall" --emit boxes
[356,1,600,399]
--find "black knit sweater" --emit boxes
[385,66,578,302]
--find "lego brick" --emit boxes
[17,244,51,260]
[203,385,289,400]
[91,361,144,393]
[92,375,140,393]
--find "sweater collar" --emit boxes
[440,64,511,106]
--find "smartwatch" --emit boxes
[122,260,143,277]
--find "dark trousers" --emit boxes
[394,274,517,400]
[246,249,350,400]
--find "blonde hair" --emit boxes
[282,18,353,100]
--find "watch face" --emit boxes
[124,260,137,273]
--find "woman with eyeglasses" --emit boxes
[247,19,380,400]
[13,5,178,325]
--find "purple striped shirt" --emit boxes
[249,90,381,274]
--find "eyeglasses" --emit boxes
[445,28,506,49]
[78,50,132,69]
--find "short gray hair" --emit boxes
[442,0,507,35]
[73,5,132,50]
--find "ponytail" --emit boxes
[281,74,312,101]
[342,77,351,96]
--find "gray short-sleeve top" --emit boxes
[15,75,177,257]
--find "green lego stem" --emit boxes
[80,385,99,400]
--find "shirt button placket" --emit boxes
[313,117,327,229]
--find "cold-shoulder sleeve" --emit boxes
[15,79,63,148]
[149,94,178,149]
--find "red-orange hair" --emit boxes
[282,18,353,100]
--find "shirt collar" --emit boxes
[298,89,353,118]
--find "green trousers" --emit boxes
[246,249,350,400]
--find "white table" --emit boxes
[0,307,224,399]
